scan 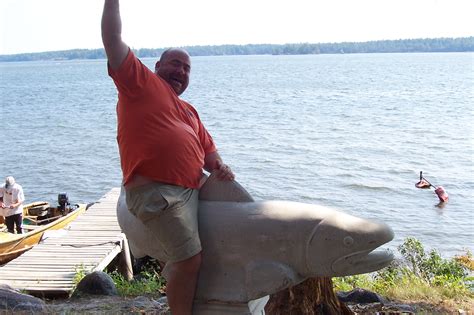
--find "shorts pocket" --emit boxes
[155,184,193,212]
[126,185,169,223]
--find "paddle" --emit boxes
[415,171,449,203]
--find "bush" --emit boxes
[334,237,473,301]
[398,237,469,287]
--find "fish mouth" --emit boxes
[332,248,394,276]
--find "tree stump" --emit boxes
[265,277,353,315]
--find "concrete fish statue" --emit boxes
[117,172,394,313]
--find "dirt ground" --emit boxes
[43,295,473,314]
[45,295,170,314]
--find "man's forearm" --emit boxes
[204,151,222,172]
[101,0,128,69]
[101,0,122,46]
[11,201,21,208]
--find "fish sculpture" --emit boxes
[117,172,394,314]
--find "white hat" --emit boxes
[5,176,15,189]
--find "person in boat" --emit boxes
[101,1,235,314]
[0,176,25,234]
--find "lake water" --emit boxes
[0,52,473,258]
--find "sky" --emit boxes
[0,0,473,55]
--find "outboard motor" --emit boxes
[58,193,70,214]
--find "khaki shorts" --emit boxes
[125,182,201,262]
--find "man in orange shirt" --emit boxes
[102,1,235,314]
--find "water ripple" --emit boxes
[1,53,473,258]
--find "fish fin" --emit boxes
[199,171,254,202]
[245,261,304,299]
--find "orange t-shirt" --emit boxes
[108,50,216,188]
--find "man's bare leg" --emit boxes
[165,252,202,315]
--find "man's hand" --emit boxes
[204,152,235,181]
[215,160,235,181]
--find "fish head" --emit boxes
[305,210,394,277]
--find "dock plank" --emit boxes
[0,188,127,296]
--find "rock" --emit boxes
[395,303,417,313]
[347,302,416,314]
[337,288,387,304]
[0,284,46,312]
[46,295,170,314]
[155,296,169,307]
[72,271,118,297]
[126,296,170,314]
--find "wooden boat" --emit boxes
[0,201,87,264]
[0,244,34,264]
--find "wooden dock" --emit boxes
[0,188,131,296]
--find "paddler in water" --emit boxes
[415,171,449,203]
[101,1,235,314]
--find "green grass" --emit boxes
[73,264,88,287]
[333,237,474,306]
[108,266,166,296]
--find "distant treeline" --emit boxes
[1,37,472,62]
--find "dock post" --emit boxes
[117,233,133,281]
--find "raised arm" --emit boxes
[101,0,129,70]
